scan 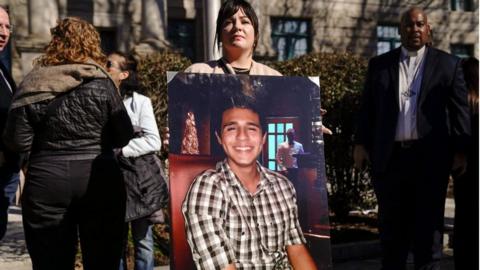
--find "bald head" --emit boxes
[399,7,430,51]
[286,128,295,143]
[401,7,427,24]
[0,6,11,51]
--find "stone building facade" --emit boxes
[0,0,478,83]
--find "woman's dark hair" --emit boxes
[110,51,137,72]
[462,57,479,114]
[215,0,259,52]
[110,51,142,96]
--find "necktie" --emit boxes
[404,56,417,97]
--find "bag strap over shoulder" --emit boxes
[217,59,235,74]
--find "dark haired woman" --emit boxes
[185,0,332,135]
[3,17,133,270]
[107,51,167,270]
[185,0,280,75]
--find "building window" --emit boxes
[271,18,311,61]
[98,28,116,55]
[265,117,300,171]
[451,44,474,58]
[377,25,401,55]
[168,19,195,60]
[451,0,473,11]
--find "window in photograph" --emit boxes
[271,18,311,61]
[377,24,401,55]
[266,117,300,171]
[168,19,195,61]
[451,0,473,11]
[451,44,474,58]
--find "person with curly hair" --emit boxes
[3,17,133,270]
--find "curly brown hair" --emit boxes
[36,17,107,67]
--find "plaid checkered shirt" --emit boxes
[182,159,306,270]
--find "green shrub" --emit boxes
[137,51,192,160]
[135,51,191,267]
[269,52,376,218]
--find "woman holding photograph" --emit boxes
[3,17,133,270]
[185,0,281,76]
[185,0,332,135]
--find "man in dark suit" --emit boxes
[0,5,20,240]
[354,7,470,270]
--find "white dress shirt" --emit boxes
[395,46,427,141]
[276,141,304,170]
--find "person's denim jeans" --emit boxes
[120,217,154,270]
[0,168,19,240]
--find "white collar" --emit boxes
[401,46,426,58]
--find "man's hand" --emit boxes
[322,126,333,135]
[451,152,467,177]
[319,108,333,135]
[353,144,369,170]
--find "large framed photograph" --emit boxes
[168,72,331,269]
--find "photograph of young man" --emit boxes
[182,98,317,270]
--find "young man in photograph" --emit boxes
[182,99,317,269]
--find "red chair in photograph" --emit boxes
[168,154,221,270]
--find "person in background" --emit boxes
[354,7,470,269]
[276,128,304,181]
[453,56,478,270]
[107,51,167,270]
[3,17,133,269]
[183,95,317,269]
[0,5,20,241]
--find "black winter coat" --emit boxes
[0,61,21,171]
[3,78,133,159]
[118,153,168,221]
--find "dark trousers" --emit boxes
[373,142,451,270]
[22,156,126,270]
[0,166,19,240]
[453,163,479,270]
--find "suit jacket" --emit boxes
[0,61,15,129]
[0,61,19,171]
[355,47,470,174]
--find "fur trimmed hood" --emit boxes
[11,61,115,109]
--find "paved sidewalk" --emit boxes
[0,206,30,269]
[333,198,456,270]
[0,206,170,270]
[0,200,456,270]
